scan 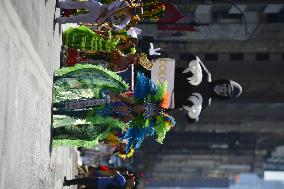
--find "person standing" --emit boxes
[55,0,143,31]
[52,65,175,150]
[63,170,136,189]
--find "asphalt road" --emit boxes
[0,1,77,188]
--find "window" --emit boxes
[212,10,242,24]
[230,53,244,61]
[246,5,265,12]
[255,53,270,61]
[179,53,195,61]
[205,53,218,61]
[266,12,284,23]
[266,13,281,23]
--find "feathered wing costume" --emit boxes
[63,26,121,54]
[52,67,175,150]
[52,64,129,148]
[53,64,129,103]
[63,26,137,55]
[121,73,175,152]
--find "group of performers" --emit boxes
[52,1,172,188]
[52,0,243,188]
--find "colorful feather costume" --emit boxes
[121,73,175,152]
[63,26,136,56]
[52,66,175,150]
[53,64,129,148]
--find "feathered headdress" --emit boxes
[122,73,175,152]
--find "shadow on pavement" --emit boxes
[49,74,55,156]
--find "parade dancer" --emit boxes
[52,65,175,149]
[71,51,153,72]
[62,26,154,71]
[63,170,136,188]
[64,47,156,72]
[55,0,143,31]
[62,25,138,60]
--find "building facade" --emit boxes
[135,2,284,188]
[138,1,284,129]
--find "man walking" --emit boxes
[63,170,136,188]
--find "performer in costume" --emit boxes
[98,0,166,25]
[64,48,153,72]
[52,64,175,149]
[63,26,138,56]
[174,56,242,122]
[62,26,153,72]
[101,0,166,27]
[52,64,130,148]
[63,170,136,188]
[71,51,153,72]
[55,0,143,31]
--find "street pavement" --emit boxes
[52,147,78,189]
[0,0,77,188]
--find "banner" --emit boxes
[64,97,110,110]
[151,58,175,108]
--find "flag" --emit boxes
[158,3,197,32]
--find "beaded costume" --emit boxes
[97,0,166,25]
[56,0,142,31]
[52,65,175,150]
[63,26,137,55]
[64,49,153,72]
[53,64,129,148]
[121,73,175,152]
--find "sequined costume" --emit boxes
[121,72,175,152]
[53,64,130,148]
[63,26,136,56]
[64,47,153,73]
[95,0,166,26]
[52,65,175,149]
[56,0,141,31]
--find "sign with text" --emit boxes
[64,97,110,110]
[151,58,175,109]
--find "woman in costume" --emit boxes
[52,64,175,150]
[65,0,166,24]
[65,50,154,72]
[62,26,154,72]
[66,50,153,72]
[55,0,143,31]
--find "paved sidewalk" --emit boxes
[0,0,76,188]
[52,147,78,189]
